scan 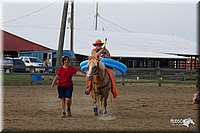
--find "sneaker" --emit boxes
[66,107,72,116]
[61,112,66,118]
[67,110,71,116]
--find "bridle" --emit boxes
[92,65,99,76]
[88,59,111,89]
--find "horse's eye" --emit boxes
[93,66,97,70]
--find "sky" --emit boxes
[0,0,198,56]
[0,0,198,58]
[0,0,197,42]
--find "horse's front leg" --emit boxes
[103,97,109,116]
[92,91,98,116]
[99,95,103,114]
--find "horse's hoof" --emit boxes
[93,106,98,116]
[103,111,108,116]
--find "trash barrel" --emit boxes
[32,75,42,85]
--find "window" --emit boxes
[30,58,42,63]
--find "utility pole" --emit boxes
[70,0,74,52]
[95,2,98,31]
[56,0,69,67]
[197,2,200,91]
[70,0,74,65]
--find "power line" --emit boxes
[75,15,94,27]
[99,15,133,33]
[99,17,122,32]
[3,2,56,24]
[98,18,110,31]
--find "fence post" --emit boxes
[30,73,33,85]
[156,67,162,87]
[121,76,125,86]
[197,57,200,90]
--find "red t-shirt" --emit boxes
[56,66,78,87]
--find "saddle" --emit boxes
[86,67,118,99]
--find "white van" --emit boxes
[19,56,45,73]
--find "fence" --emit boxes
[119,67,197,87]
[3,66,197,87]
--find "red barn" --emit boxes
[1,30,51,57]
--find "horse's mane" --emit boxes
[88,55,105,70]
[88,56,98,60]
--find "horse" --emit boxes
[86,56,112,116]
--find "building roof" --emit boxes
[72,30,196,59]
[2,29,196,59]
[2,30,51,52]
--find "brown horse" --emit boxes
[86,56,112,116]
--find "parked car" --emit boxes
[3,57,13,73]
[3,57,29,73]
[13,58,29,72]
[19,56,45,73]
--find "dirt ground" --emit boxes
[3,84,199,132]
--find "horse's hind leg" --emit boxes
[103,97,108,116]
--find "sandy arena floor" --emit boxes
[3,84,199,132]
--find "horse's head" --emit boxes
[86,56,105,79]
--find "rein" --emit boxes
[93,67,111,90]
[92,66,99,76]
[98,79,111,90]
[93,69,107,83]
